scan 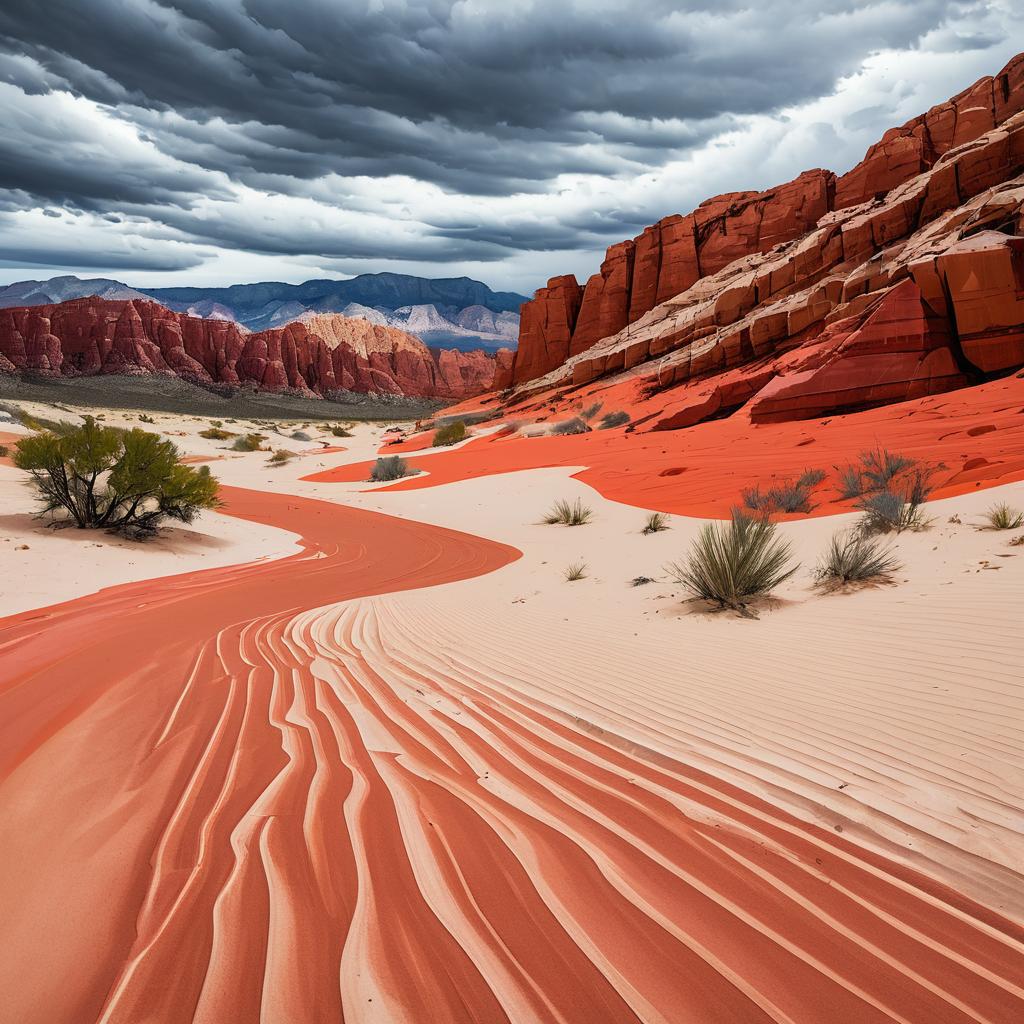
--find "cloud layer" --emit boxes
[0,0,1021,292]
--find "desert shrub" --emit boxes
[268,449,296,465]
[857,469,932,533]
[231,433,267,452]
[369,455,411,482]
[665,511,798,614]
[860,448,914,491]
[814,531,901,587]
[0,445,8,457]
[579,401,604,422]
[983,503,1024,530]
[199,427,232,440]
[643,511,670,534]
[433,420,467,447]
[797,468,826,489]
[598,410,631,429]
[13,417,219,537]
[563,561,588,581]
[837,464,866,499]
[210,420,223,428]
[290,430,312,441]
[631,576,654,586]
[138,414,155,424]
[330,425,353,437]
[551,416,590,436]
[742,477,817,515]
[543,498,593,526]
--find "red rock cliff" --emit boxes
[510,52,1024,386]
[0,299,500,401]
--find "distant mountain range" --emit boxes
[0,273,527,351]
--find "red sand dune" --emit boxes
[1,485,1022,1022]
[312,373,1024,518]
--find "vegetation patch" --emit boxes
[814,531,901,589]
[982,503,1024,530]
[598,410,630,429]
[666,511,798,616]
[856,468,933,533]
[551,416,590,435]
[542,498,593,526]
[369,455,414,482]
[642,511,670,534]
[231,433,268,451]
[433,420,467,447]
[13,416,219,537]
[199,427,233,440]
[563,561,588,581]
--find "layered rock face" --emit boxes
[0,299,505,401]
[509,53,1024,393]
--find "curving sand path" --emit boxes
[0,469,1022,1022]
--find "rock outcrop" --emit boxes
[508,52,1024,391]
[0,299,502,401]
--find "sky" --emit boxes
[0,1,1021,297]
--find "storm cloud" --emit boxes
[0,0,1021,292]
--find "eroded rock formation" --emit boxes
[0,300,505,401]
[507,53,1024,403]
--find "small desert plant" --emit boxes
[138,414,155,424]
[231,433,267,452]
[13,417,219,536]
[643,511,670,534]
[1010,534,1024,547]
[837,464,866,499]
[0,444,8,457]
[268,449,296,465]
[579,401,604,422]
[433,420,467,447]
[814,531,901,587]
[551,416,590,436]
[598,410,631,429]
[543,498,593,526]
[199,427,232,440]
[369,455,411,482]
[743,478,817,515]
[797,468,826,489]
[983,503,1024,530]
[857,469,932,533]
[860,448,914,491]
[665,511,798,615]
[563,561,588,581]
[330,425,353,437]
[631,576,655,586]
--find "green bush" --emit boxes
[814,531,901,587]
[369,455,412,482]
[433,420,467,447]
[543,498,593,526]
[983,503,1024,530]
[666,511,798,614]
[860,448,914,491]
[230,433,267,452]
[642,511,670,534]
[13,417,219,536]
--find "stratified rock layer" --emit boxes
[508,53,1024,402]
[0,300,503,401]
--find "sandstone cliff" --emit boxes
[0,299,505,402]
[508,53,1024,405]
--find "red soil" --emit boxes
[310,374,1024,518]
[0,485,1022,1021]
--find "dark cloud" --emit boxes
[0,0,1016,286]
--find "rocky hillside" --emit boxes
[499,53,1024,425]
[0,273,526,350]
[0,298,507,401]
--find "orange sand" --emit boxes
[311,374,1024,517]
